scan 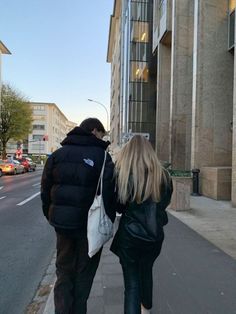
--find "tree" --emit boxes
[0,84,33,159]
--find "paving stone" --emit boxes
[102,262,122,275]
[101,254,119,264]
[103,287,124,305]
[105,304,123,314]
[102,274,124,288]
[87,296,104,314]
[90,282,104,297]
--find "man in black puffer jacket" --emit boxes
[41,118,115,314]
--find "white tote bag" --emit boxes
[87,151,113,258]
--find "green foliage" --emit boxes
[0,84,33,158]
[161,160,192,177]
[168,169,192,177]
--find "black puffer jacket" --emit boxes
[41,127,116,233]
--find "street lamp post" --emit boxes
[87,98,109,131]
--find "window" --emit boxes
[159,0,167,19]
[131,2,149,21]
[130,61,149,82]
[32,135,44,141]
[131,0,149,2]
[33,124,45,130]
[130,42,149,61]
[131,21,149,43]
[229,0,236,12]
[129,82,150,101]
[33,105,45,111]
[131,0,149,3]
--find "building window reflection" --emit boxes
[131,2,149,21]
[159,0,167,18]
[130,61,149,82]
[131,21,149,42]
[229,0,236,12]
[130,42,148,61]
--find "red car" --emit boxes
[16,157,36,172]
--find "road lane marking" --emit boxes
[17,192,40,206]
[0,196,6,200]
[32,182,41,187]
[0,186,3,190]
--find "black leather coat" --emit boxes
[110,173,173,260]
[41,127,116,234]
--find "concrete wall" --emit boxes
[201,167,232,200]
[156,43,171,162]
[231,1,236,206]
[170,0,194,170]
[191,0,233,170]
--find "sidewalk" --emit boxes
[42,196,236,314]
[169,196,236,260]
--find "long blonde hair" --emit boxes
[115,135,166,204]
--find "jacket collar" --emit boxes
[60,126,110,150]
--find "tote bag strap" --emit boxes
[95,151,107,196]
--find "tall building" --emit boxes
[6,102,77,156]
[107,0,156,151]
[108,0,236,204]
[28,102,77,155]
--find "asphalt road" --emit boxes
[0,169,56,314]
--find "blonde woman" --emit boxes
[111,135,173,314]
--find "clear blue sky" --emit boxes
[0,0,113,127]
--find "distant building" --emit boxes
[66,119,78,135]
[6,102,77,156]
[28,102,77,155]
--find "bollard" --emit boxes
[191,168,201,196]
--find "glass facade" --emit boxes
[121,0,130,134]
[119,0,156,144]
[159,0,167,19]
[229,0,236,12]
[128,0,156,145]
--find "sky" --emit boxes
[0,0,114,128]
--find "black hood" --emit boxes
[60,126,110,150]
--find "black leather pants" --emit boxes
[121,257,155,314]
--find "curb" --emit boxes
[25,253,56,314]
[42,283,55,314]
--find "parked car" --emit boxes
[16,157,36,172]
[0,159,25,175]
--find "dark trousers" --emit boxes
[118,240,163,314]
[121,259,154,314]
[54,232,102,314]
